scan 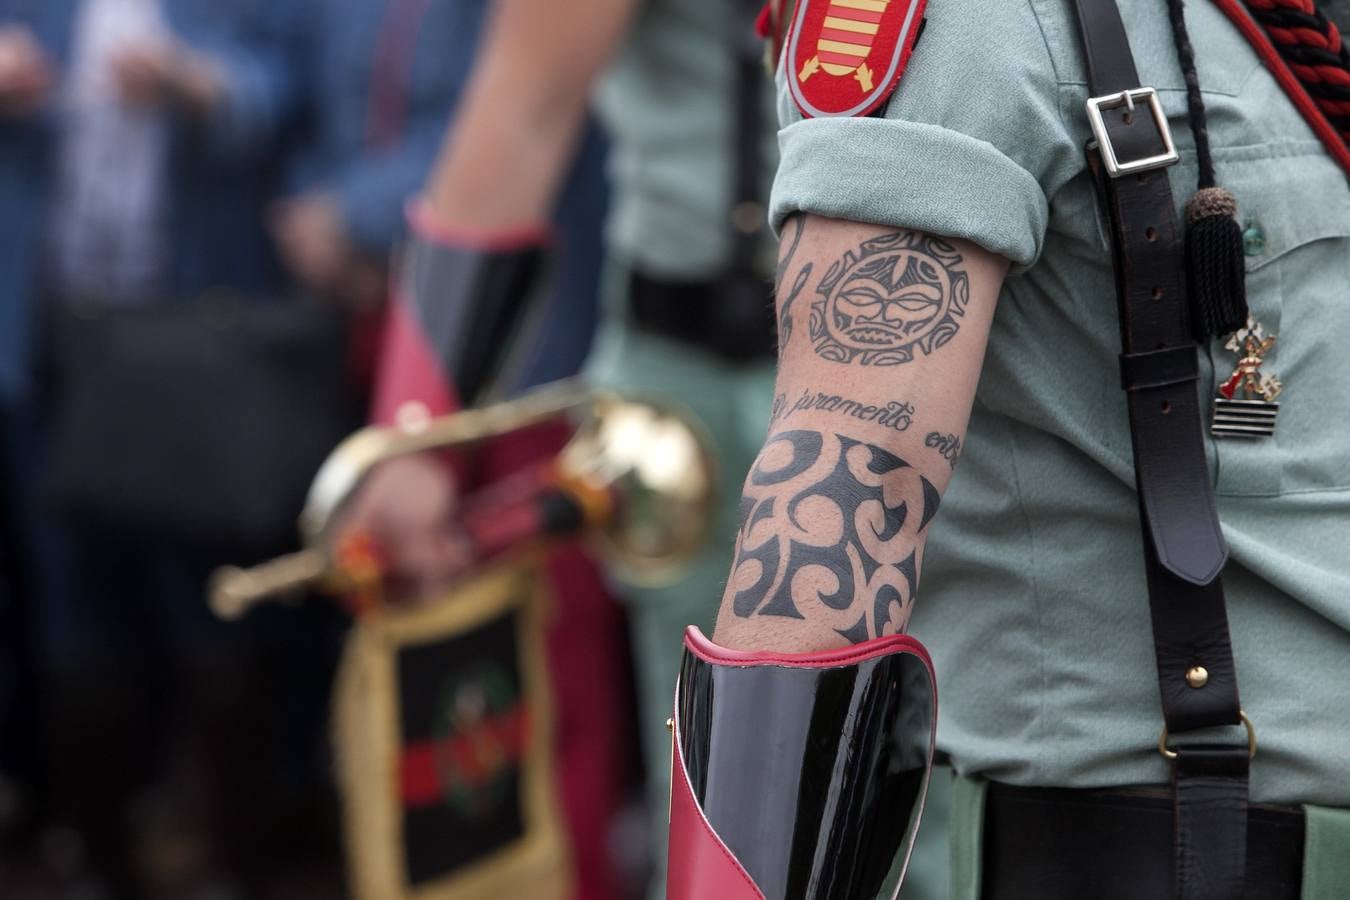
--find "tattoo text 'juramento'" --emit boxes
[770,389,915,433]
[925,432,962,470]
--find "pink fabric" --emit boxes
[683,625,935,675]
[369,292,459,426]
[666,698,765,900]
[406,200,552,251]
[479,424,630,900]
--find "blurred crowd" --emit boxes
[0,1,612,898]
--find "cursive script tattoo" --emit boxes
[729,430,940,643]
[776,216,812,359]
[925,432,962,470]
[810,231,969,366]
[776,389,914,432]
[769,392,788,428]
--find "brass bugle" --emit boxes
[209,379,717,620]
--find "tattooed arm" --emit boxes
[714,214,1009,653]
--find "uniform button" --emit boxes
[1242,223,1266,257]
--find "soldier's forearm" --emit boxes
[712,214,1008,653]
[422,0,638,232]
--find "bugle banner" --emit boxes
[333,560,569,900]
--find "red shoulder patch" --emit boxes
[787,0,927,119]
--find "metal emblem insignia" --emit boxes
[1212,317,1282,438]
[787,0,927,118]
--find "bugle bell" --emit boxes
[209,380,717,619]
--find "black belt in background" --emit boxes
[982,782,1304,899]
[627,270,777,364]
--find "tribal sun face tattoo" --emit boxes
[729,430,940,643]
[810,231,970,366]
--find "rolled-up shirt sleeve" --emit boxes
[769,0,1079,270]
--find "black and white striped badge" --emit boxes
[1212,398,1279,438]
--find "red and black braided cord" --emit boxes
[1243,0,1350,145]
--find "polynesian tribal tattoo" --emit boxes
[770,389,915,432]
[776,217,812,359]
[925,432,962,470]
[729,430,940,643]
[811,231,969,366]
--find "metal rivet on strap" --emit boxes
[665,717,674,734]
[1185,666,1209,689]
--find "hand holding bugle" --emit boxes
[208,380,716,620]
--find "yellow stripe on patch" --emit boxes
[831,0,890,12]
[823,15,880,34]
[817,38,872,56]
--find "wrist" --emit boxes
[711,614,856,655]
[406,199,551,251]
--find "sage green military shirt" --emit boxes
[595,0,779,278]
[771,0,1350,805]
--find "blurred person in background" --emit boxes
[229,1,632,898]
[275,2,633,897]
[272,0,610,383]
[344,2,786,896]
[0,2,304,896]
[269,0,465,316]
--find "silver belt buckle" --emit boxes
[1086,87,1179,178]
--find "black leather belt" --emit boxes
[1068,0,1252,895]
[627,270,777,364]
[982,783,1304,900]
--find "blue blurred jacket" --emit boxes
[282,0,481,254]
[0,0,294,404]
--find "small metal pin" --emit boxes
[1186,666,1210,689]
[665,717,674,733]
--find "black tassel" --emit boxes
[1185,186,1249,341]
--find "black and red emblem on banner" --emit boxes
[396,613,530,886]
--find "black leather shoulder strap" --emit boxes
[1067,1,1252,897]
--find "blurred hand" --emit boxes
[272,192,352,295]
[335,453,474,605]
[110,39,223,115]
[0,27,53,118]
[273,192,387,308]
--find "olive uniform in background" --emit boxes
[587,0,779,887]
